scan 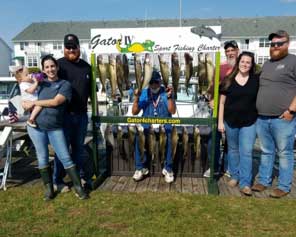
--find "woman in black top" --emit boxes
[218,51,259,196]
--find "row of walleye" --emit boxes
[104,124,202,163]
[96,52,215,100]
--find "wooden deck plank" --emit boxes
[170,176,182,193]
[192,178,206,195]
[182,177,193,193]
[158,175,170,192]
[100,176,120,191]
[125,177,138,192]
[147,176,160,192]
[217,178,229,196]
[201,178,208,195]
[112,176,129,192]
[97,176,111,190]
[135,176,150,192]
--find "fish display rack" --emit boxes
[104,125,211,177]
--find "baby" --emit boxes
[13,66,42,127]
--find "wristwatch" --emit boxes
[288,108,296,115]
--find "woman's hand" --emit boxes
[22,100,34,111]
[218,121,225,133]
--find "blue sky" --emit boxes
[1,0,296,47]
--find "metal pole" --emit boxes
[208,51,220,195]
[90,52,99,175]
[179,0,182,27]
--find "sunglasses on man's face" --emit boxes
[270,41,288,48]
[65,45,78,50]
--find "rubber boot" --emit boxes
[39,166,55,201]
[66,166,89,200]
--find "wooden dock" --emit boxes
[3,155,296,199]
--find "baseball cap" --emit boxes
[149,71,162,84]
[64,34,80,48]
[9,65,23,74]
[268,30,290,41]
[224,40,238,50]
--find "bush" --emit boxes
[28,67,41,73]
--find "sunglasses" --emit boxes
[65,45,78,50]
[270,41,287,47]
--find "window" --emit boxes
[0,82,15,99]
[53,41,63,50]
[259,38,270,48]
[27,56,38,67]
[258,56,269,65]
[20,42,28,50]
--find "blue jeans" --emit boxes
[53,113,88,185]
[135,129,173,172]
[27,126,74,169]
[225,122,256,188]
[256,116,296,192]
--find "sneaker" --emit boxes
[53,183,70,193]
[162,168,174,183]
[27,119,37,128]
[203,168,211,178]
[224,170,231,178]
[133,168,149,181]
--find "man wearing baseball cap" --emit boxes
[252,30,296,198]
[53,33,95,193]
[131,70,176,183]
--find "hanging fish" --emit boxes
[197,53,207,95]
[158,54,170,88]
[184,53,193,96]
[148,125,156,165]
[136,125,146,162]
[122,54,130,90]
[117,125,125,159]
[205,53,215,95]
[134,54,143,92]
[171,125,179,160]
[104,125,115,148]
[108,54,117,99]
[171,53,180,99]
[194,126,201,160]
[128,125,136,159]
[182,126,189,160]
[97,55,107,93]
[159,125,167,165]
[141,53,153,90]
[116,55,124,97]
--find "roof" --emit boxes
[12,16,296,42]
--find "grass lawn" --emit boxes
[0,184,295,237]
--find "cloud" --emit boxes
[280,0,296,3]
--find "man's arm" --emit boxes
[280,95,296,120]
[166,86,176,114]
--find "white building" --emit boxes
[11,16,296,68]
[0,38,12,76]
